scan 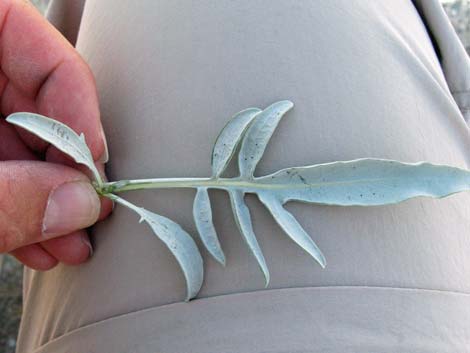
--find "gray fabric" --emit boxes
[412,0,470,121]
[17,1,470,352]
[29,287,470,352]
[45,0,86,46]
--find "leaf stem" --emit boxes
[105,193,141,212]
[100,177,261,194]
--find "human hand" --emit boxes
[0,0,113,270]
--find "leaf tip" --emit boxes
[263,272,270,288]
[317,253,327,269]
[5,113,28,127]
[269,100,294,114]
[217,253,227,267]
[279,99,294,109]
[184,292,193,302]
[185,277,204,302]
[260,262,270,287]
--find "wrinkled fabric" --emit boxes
[412,0,470,121]
[17,1,470,352]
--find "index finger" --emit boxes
[0,0,107,162]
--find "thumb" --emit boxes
[0,160,101,253]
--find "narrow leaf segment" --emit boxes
[238,100,293,178]
[257,193,326,268]
[211,107,261,178]
[108,194,203,301]
[193,187,225,265]
[6,113,103,185]
[229,190,270,286]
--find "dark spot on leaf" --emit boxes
[299,175,307,184]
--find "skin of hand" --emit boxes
[0,0,113,270]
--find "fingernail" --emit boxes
[43,182,101,238]
[97,126,109,163]
[81,233,94,257]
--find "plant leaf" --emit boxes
[228,190,270,285]
[257,193,326,268]
[238,100,293,178]
[193,187,226,265]
[255,158,470,206]
[108,194,204,301]
[211,107,261,177]
[138,208,204,301]
[6,112,102,185]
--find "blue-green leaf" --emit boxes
[255,158,470,206]
[238,100,293,178]
[193,187,226,265]
[211,108,261,177]
[229,190,270,285]
[257,193,326,268]
[108,194,204,301]
[6,112,102,185]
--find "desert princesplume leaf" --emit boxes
[257,193,326,268]
[193,187,226,265]
[254,159,470,206]
[238,100,293,178]
[8,100,470,300]
[229,189,270,285]
[6,112,102,185]
[211,107,261,178]
[108,194,203,301]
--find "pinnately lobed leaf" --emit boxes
[238,100,293,178]
[6,112,102,185]
[254,158,470,206]
[109,194,204,301]
[9,101,470,301]
[193,187,226,265]
[211,107,261,178]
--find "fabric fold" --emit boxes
[412,0,470,122]
[32,286,470,353]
